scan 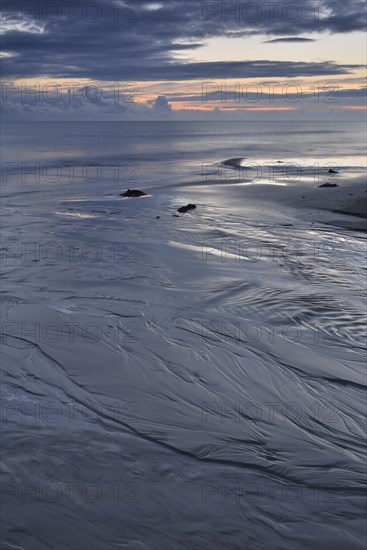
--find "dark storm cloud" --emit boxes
[1,0,366,81]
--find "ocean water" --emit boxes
[1,121,366,549]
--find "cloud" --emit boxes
[0,0,365,82]
[149,95,172,111]
[0,84,149,120]
[0,87,176,120]
[3,81,365,122]
[165,86,367,103]
[1,58,361,81]
[265,37,316,43]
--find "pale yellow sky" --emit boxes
[183,32,367,66]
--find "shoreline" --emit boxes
[180,174,367,232]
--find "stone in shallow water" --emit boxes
[120,189,147,197]
[328,169,339,174]
[177,204,197,213]
[319,183,339,188]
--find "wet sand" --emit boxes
[1,124,366,549]
[183,173,367,232]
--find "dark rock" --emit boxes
[156,216,160,219]
[328,169,339,174]
[120,189,147,198]
[177,204,196,214]
[319,183,338,188]
[172,214,180,217]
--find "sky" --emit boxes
[1,0,366,120]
